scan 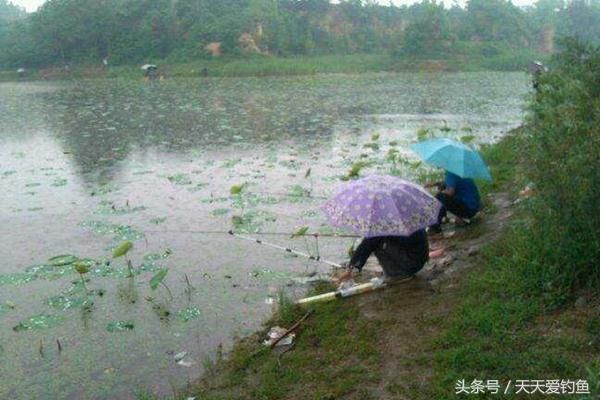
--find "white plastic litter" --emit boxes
[263,326,295,347]
[292,274,332,285]
[174,351,187,362]
[177,360,196,367]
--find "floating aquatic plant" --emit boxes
[95,200,146,215]
[149,268,173,300]
[25,264,71,280]
[417,127,433,141]
[73,260,93,294]
[113,241,134,277]
[211,208,230,216]
[80,221,144,243]
[167,173,192,185]
[460,135,475,144]
[106,320,134,332]
[112,241,133,258]
[290,226,309,238]
[0,272,34,286]
[149,217,167,225]
[440,124,452,133]
[48,255,79,266]
[231,210,277,233]
[363,142,379,151]
[230,184,245,195]
[13,314,62,332]
[342,161,370,180]
[177,306,201,322]
[51,178,68,187]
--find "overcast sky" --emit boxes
[11,0,537,13]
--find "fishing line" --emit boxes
[143,229,359,238]
[228,230,343,268]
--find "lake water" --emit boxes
[0,72,530,399]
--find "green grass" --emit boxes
[0,46,546,82]
[429,43,600,394]
[191,287,383,400]
[183,115,598,398]
[393,41,548,72]
[431,225,599,399]
[0,54,394,81]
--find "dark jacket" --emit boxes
[348,229,429,278]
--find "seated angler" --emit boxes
[426,170,481,235]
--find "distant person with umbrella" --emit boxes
[411,138,491,235]
[530,61,548,90]
[322,175,442,281]
[141,64,158,81]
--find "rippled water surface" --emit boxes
[0,72,530,399]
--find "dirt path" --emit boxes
[348,193,515,399]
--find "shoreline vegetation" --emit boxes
[138,41,598,400]
[0,49,546,82]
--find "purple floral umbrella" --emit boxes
[322,175,441,238]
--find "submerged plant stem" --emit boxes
[161,281,174,301]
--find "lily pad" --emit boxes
[13,314,62,332]
[167,173,192,185]
[51,178,68,187]
[113,241,133,258]
[106,320,135,332]
[46,295,86,311]
[150,269,168,290]
[177,306,201,322]
[232,210,277,233]
[0,303,11,318]
[48,255,79,266]
[89,183,117,196]
[25,264,71,280]
[144,249,172,261]
[95,200,146,215]
[80,221,144,242]
[0,273,35,286]
[89,263,131,278]
[211,208,230,217]
[187,183,209,193]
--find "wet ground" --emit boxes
[0,72,529,399]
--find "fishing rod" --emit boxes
[143,229,359,238]
[228,230,344,268]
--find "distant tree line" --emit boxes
[0,0,598,68]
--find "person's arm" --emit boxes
[337,237,382,282]
[348,237,383,272]
[348,237,381,271]
[441,186,455,196]
[441,172,457,196]
[424,181,446,190]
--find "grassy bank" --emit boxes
[431,39,600,398]
[431,135,599,399]
[173,135,596,400]
[0,48,546,82]
[135,41,598,400]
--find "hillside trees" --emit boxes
[0,0,599,69]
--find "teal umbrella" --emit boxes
[410,138,492,181]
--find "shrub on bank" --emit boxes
[433,39,599,398]
[526,38,600,294]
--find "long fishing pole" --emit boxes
[228,230,343,268]
[143,229,359,238]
